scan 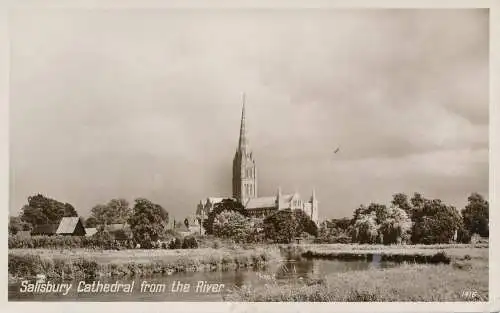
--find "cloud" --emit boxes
[9,9,488,219]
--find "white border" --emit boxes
[0,0,498,312]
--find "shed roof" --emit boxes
[56,217,83,234]
[84,228,98,237]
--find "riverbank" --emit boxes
[8,246,282,282]
[297,243,488,263]
[297,242,488,256]
[226,243,489,302]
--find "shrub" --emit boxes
[169,237,183,249]
[212,211,253,243]
[430,251,450,264]
[263,209,317,243]
[72,258,99,278]
[457,227,472,244]
[347,290,379,302]
[181,236,198,249]
[8,234,124,250]
[212,239,223,249]
[8,254,44,277]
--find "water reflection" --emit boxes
[233,271,245,288]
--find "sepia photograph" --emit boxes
[6,6,490,304]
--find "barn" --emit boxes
[56,217,86,236]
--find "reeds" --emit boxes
[8,246,282,281]
[226,261,488,302]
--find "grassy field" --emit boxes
[296,242,487,254]
[226,243,489,302]
[9,243,489,301]
[8,246,282,281]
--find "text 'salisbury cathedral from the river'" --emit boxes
[196,95,319,227]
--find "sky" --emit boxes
[9,9,489,220]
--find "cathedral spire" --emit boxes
[238,93,249,154]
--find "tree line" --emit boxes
[9,194,172,249]
[201,198,319,244]
[9,191,488,247]
[318,192,489,245]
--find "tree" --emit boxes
[263,209,317,243]
[351,211,379,244]
[90,204,108,225]
[351,202,396,244]
[378,206,412,244]
[247,217,265,243]
[411,198,462,244]
[9,216,32,235]
[410,192,425,208]
[294,209,319,237]
[128,198,169,248]
[325,217,352,231]
[20,194,77,226]
[90,198,132,226]
[107,198,132,224]
[85,216,98,228]
[391,193,412,216]
[203,198,249,235]
[352,203,389,225]
[20,205,49,226]
[64,203,78,217]
[212,211,253,243]
[317,218,352,244]
[461,193,489,237]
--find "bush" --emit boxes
[457,227,472,244]
[264,209,318,243]
[8,234,124,250]
[212,239,223,249]
[169,237,182,249]
[181,236,198,249]
[8,254,45,277]
[72,258,99,278]
[212,211,253,243]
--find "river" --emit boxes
[9,256,398,301]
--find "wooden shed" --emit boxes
[84,227,98,237]
[31,224,59,236]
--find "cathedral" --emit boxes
[196,96,319,228]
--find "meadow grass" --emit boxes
[8,246,282,281]
[225,260,488,301]
[225,243,488,302]
[298,243,488,257]
[9,243,488,301]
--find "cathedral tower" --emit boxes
[232,94,257,204]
